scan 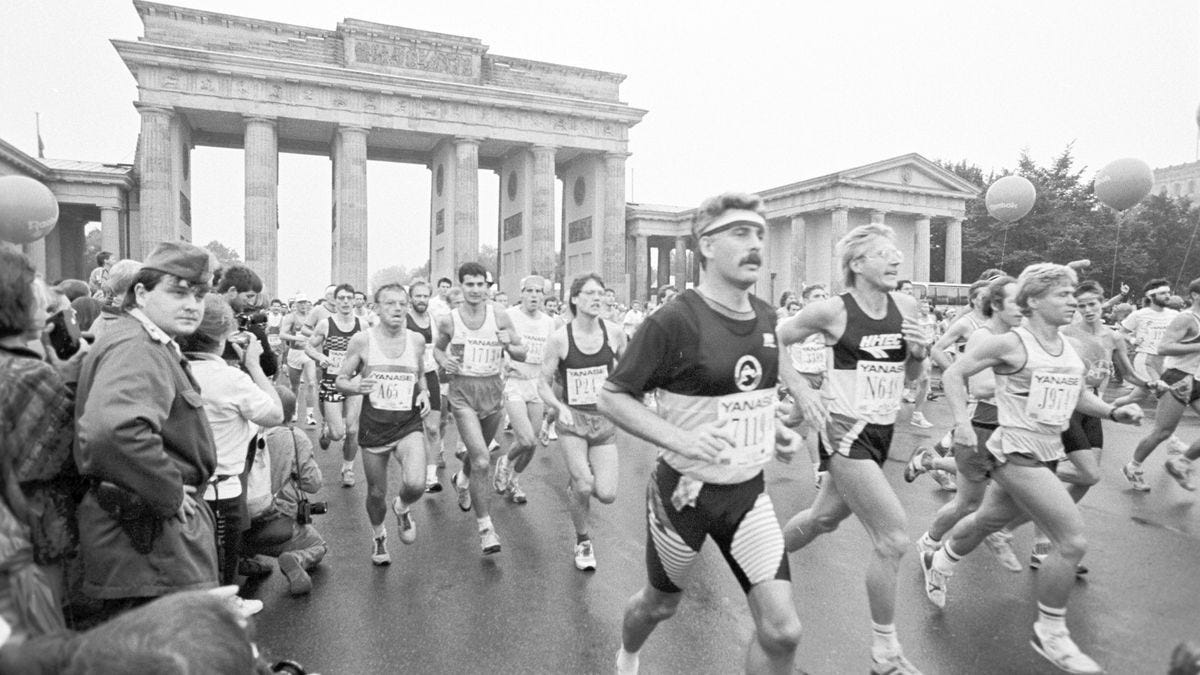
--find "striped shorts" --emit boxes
[644,460,789,594]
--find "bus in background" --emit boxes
[911,282,973,309]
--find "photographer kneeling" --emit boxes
[243,387,328,596]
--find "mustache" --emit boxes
[740,253,763,266]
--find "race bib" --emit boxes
[370,370,417,411]
[790,341,825,373]
[566,365,608,406]
[1143,323,1168,353]
[523,334,547,365]
[461,337,502,376]
[716,388,777,467]
[1026,370,1081,426]
[422,346,437,373]
[325,349,346,374]
[854,361,906,417]
[267,334,282,348]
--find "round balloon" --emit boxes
[985,175,1036,223]
[0,175,59,244]
[1094,158,1153,211]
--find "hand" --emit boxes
[174,486,198,523]
[442,354,462,376]
[47,337,89,384]
[951,421,977,451]
[496,329,512,345]
[416,390,431,417]
[774,420,801,464]
[1067,259,1092,271]
[902,318,929,359]
[676,418,735,463]
[555,403,575,428]
[787,387,828,429]
[1120,282,1131,296]
[357,377,377,395]
[1111,404,1143,425]
[243,334,264,362]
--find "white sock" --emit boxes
[1129,459,1142,469]
[1036,603,1067,631]
[372,524,385,538]
[342,460,354,471]
[871,622,901,660]
[426,465,437,480]
[477,516,493,533]
[616,647,639,675]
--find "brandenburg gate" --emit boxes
[115,1,646,297]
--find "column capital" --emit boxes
[338,124,370,137]
[789,213,806,224]
[530,144,558,153]
[99,205,121,214]
[914,214,932,223]
[133,102,173,118]
[832,206,850,214]
[603,151,632,161]
[243,115,277,126]
[453,135,484,146]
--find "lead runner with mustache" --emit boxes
[776,223,929,675]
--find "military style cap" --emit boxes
[142,241,216,286]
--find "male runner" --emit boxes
[926,264,1141,675]
[897,280,934,429]
[336,284,429,565]
[305,284,364,487]
[1125,277,1200,491]
[280,294,317,427]
[601,192,802,675]
[407,280,445,493]
[429,277,453,318]
[1114,278,1178,411]
[539,273,625,570]
[305,285,337,331]
[492,275,558,504]
[434,262,526,555]
[778,223,928,674]
[785,283,829,488]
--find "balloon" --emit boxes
[1094,158,1153,211]
[985,175,1036,223]
[0,175,59,244]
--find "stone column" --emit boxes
[656,241,671,288]
[944,218,962,283]
[870,210,887,224]
[673,237,688,287]
[914,216,931,282]
[633,234,649,301]
[453,137,480,267]
[244,116,278,298]
[530,145,557,276]
[135,103,175,246]
[333,125,369,290]
[100,207,121,257]
[790,214,806,289]
[830,208,850,290]
[603,152,629,298]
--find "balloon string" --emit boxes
[1177,211,1200,289]
[1000,223,1008,269]
[1110,210,1124,292]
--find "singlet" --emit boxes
[1064,323,1119,392]
[359,328,424,447]
[406,313,438,374]
[321,315,362,378]
[558,322,616,412]
[987,326,1084,463]
[449,305,503,378]
[507,307,556,380]
[1123,307,1178,355]
[1163,311,1200,375]
[266,312,283,348]
[827,292,909,425]
[788,333,828,375]
[955,312,985,354]
[965,325,1002,427]
[649,291,779,484]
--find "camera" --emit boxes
[228,331,252,348]
[295,499,327,526]
[237,309,268,332]
[46,307,81,360]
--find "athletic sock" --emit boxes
[919,532,940,549]
[1129,459,1142,469]
[870,622,901,660]
[341,460,354,472]
[576,532,590,545]
[372,523,385,538]
[477,516,493,533]
[1036,603,1067,632]
[616,647,639,674]
[932,541,962,575]
[426,465,437,481]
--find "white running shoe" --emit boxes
[910,411,933,429]
[921,551,948,608]
[507,476,527,504]
[393,497,416,544]
[984,530,1023,572]
[341,467,355,488]
[1031,622,1103,674]
[1122,462,1150,492]
[371,533,390,566]
[453,471,472,512]
[493,455,513,494]
[904,447,933,483]
[574,540,597,571]
[480,527,501,555]
[305,412,317,427]
[1165,457,1197,491]
[915,534,938,559]
[871,651,923,674]
[1168,436,1188,456]
[230,596,263,618]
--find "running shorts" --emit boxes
[447,375,505,419]
[503,377,542,404]
[1161,368,1200,405]
[644,460,789,594]
[286,348,312,371]
[556,408,615,446]
[361,427,424,455]
[318,376,344,404]
[1061,411,1103,453]
[424,371,441,412]
[818,413,895,470]
[1132,353,1166,384]
[954,422,997,482]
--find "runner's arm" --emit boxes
[536,331,568,416]
[495,312,527,361]
[303,322,328,365]
[930,316,971,370]
[1154,313,1200,357]
[943,332,1020,428]
[432,314,456,373]
[1077,386,1142,423]
[598,384,725,462]
[334,332,368,395]
[776,301,836,423]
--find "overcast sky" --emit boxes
[3,1,1198,298]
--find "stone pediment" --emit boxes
[840,154,980,197]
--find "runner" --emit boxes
[407,280,446,493]
[778,223,928,675]
[305,285,337,332]
[1113,279,1178,415]
[784,282,829,488]
[539,273,625,570]
[1125,277,1200,491]
[897,280,934,429]
[304,284,364,487]
[336,284,430,566]
[601,192,802,675]
[280,294,317,427]
[924,263,1142,675]
[492,275,559,504]
[434,262,526,555]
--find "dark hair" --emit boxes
[373,283,408,304]
[978,268,1006,281]
[897,279,912,289]
[409,279,431,296]
[56,279,90,302]
[779,290,796,306]
[96,251,113,267]
[354,291,367,300]
[437,277,453,288]
[568,273,605,316]
[981,275,1016,318]
[1074,280,1105,298]
[0,249,38,338]
[122,268,171,310]
[334,283,355,299]
[215,264,263,294]
[657,285,676,302]
[457,262,488,283]
[1143,278,1170,295]
[270,298,283,306]
[969,279,990,303]
[801,283,826,300]
[1188,278,1200,297]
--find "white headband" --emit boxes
[694,208,767,238]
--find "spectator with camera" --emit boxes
[180,293,282,615]
[243,387,327,596]
[73,241,221,622]
[215,264,278,378]
[87,252,113,297]
[86,259,142,343]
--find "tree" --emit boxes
[204,240,241,266]
[370,265,410,292]
[83,227,103,272]
[478,244,497,278]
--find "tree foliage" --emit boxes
[203,240,241,266]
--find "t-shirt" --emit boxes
[1122,307,1178,355]
[189,355,277,500]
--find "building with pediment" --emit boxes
[626,154,979,302]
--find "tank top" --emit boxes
[987,326,1084,463]
[266,312,282,348]
[827,292,908,425]
[789,334,827,375]
[965,325,1002,426]
[558,321,616,411]
[359,328,424,447]
[955,312,984,354]
[1163,311,1200,374]
[507,307,556,380]
[406,313,437,374]
[1063,323,1116,392]
[321,315,362,377]
[450,305,502,378]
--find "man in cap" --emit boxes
[74,241,221,620]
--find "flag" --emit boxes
[36,113,44,158]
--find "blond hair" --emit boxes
[838,223,896,289]
[1015,263,1077,315]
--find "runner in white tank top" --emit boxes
[928,263,1142,675]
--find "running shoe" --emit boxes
[488,439,501,454]
[902,389,916,404]
[984,530,1023,572]
[393,497,416,544]
[910,411,933,429]
[480,527,501,555]
[493,455,513,494]
[574,540,597,571]
[1030,623,1103,674]
[507,476,527,504]
[1122,462,1150,492]
[871,651,923,674]
[305,412,317,427]
[547,425,558,441]
[915,534,938,559]
[425,471,443,493]
[921,550,948,608]
[453,471,472,512]
[1168,436,1188,456]
[318,425,331,450]
[371,533,390,566]
[814,469,827,490]
[341,467,355,488]
[904,447,933,483]
[930,470,958,492]
[230,596,264,618]
[278,551,312,595]
[237,556,272,579]
[1029,542,1090,577]
[1165,457,1197,491]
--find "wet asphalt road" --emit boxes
[248,397,1200,675]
